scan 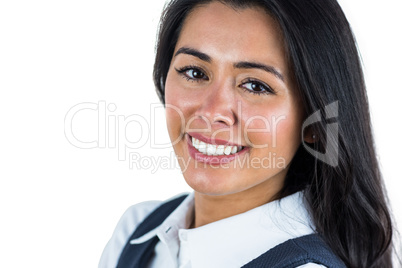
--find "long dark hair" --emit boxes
[153,0,397,267]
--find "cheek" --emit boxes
[165,72,195,141]
[165,75,182,139]
[165,108,181,138]
[164,72,177,106]
[243,104,302,153]
[165,72,194,111]
[274,116,302,148]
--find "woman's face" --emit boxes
[165,2,304,198]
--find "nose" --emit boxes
[194,80,237,127]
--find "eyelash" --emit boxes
[240,78,276,95]
[174,65,276,95]
[175,65,208,82]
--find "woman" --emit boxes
[100,0,397,267]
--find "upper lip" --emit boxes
[187,132,244,147]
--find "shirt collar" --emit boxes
[129,191,194,244]
[130,191,316,267]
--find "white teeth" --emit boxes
[191,136,243,156]
[216,145,224,155]
[207,144,216,155]
[224,146,232,155]
[198,141,207,154]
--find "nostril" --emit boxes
[213,115,234,126]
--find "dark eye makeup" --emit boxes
[174,65,276,95]
[175,65,209,82]
[240,78,276,95]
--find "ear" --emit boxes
[303,126,317,144]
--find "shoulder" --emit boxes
[98,193,189,268]
[113,192,189,237]
[98,200,162,268]
[114,200,164,233]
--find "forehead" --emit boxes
[176,2,286,66]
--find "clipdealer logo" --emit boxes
[64,100,340,169]
[301,101,339,167]
[64,101,171,161]
[64,100,286,162]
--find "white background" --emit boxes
[0,0,401,267]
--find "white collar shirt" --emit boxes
[99,191,326,268]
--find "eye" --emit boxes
[241,79,275,95]
[175,66,209,82]
[185,69,206,79]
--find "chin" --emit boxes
[183,171,251,196]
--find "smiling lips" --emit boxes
[191,136,243,156]
[186,133,248,165]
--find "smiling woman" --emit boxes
[99,0,398,267]
[165,4,304,204]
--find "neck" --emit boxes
[191,180,283,228]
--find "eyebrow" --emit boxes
[174,46,284,81]
[234,61,284,82]
[174,47,212,63]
